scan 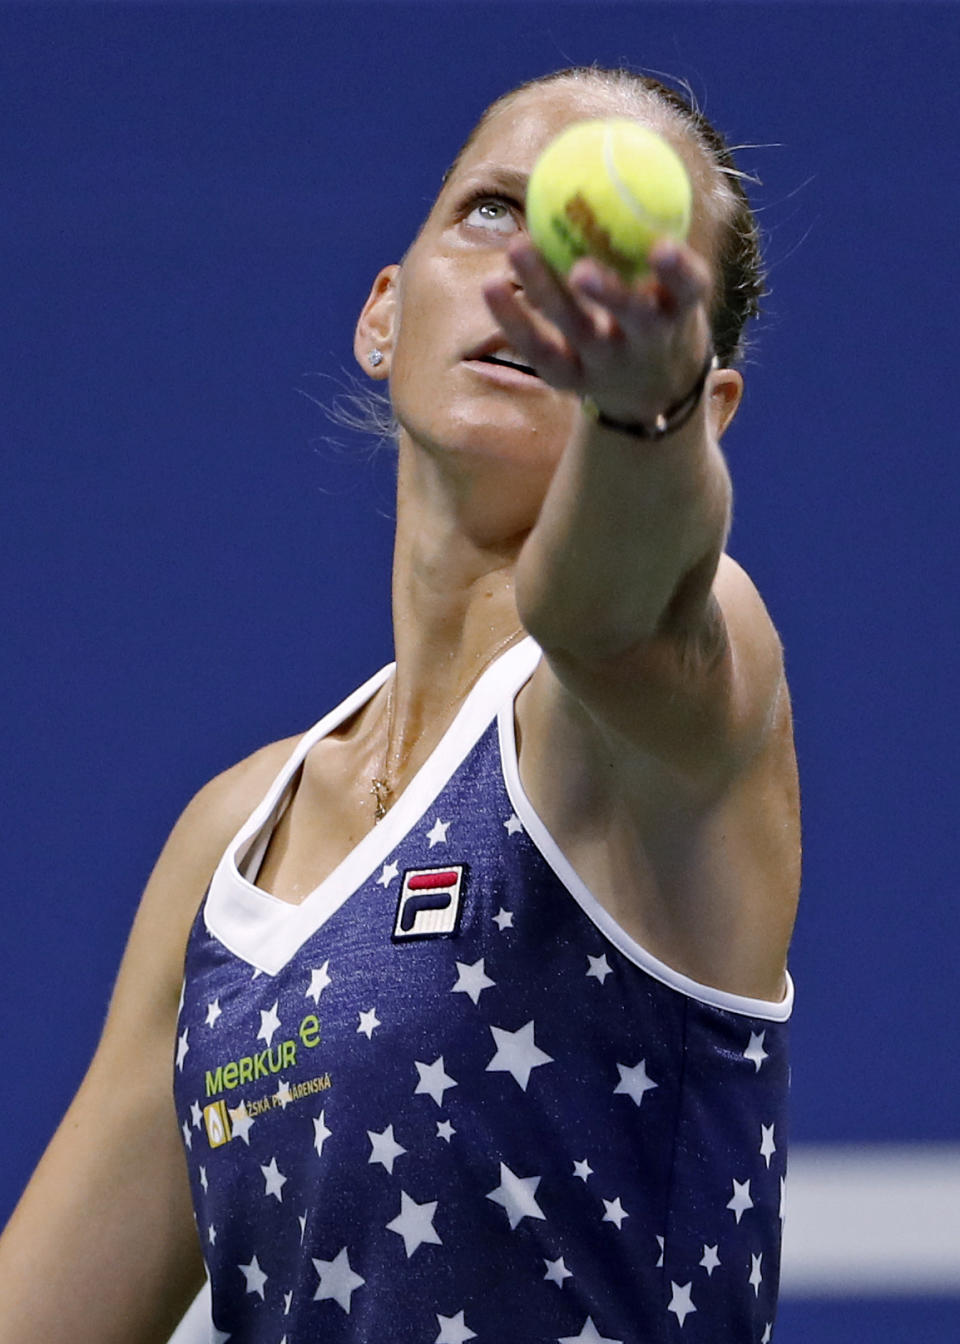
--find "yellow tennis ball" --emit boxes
[526,118,692,279]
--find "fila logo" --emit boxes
[203,1100,232,1148]
[393,865,467,940]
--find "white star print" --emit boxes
[357,1008,381,1038]
[427,817,451,846]
[602,1196,628,1228]
[573,1158,593,1181]
[274,1078,292,1109]
[486,1162,546,1229]
[205,999,222,1028]
[180,1119,192,1151]
[313,1109,332,1158]
[228,1099,255,1145]
[434,1309,477,1343]
[414,1056,457,1106]
[780,1175,787,1223]
[257,1000,282,1048]
[760,1122,777,1168]
[743,1031,768,1072]
[377,861,399,887]
[493,907,514,931]
[559,1317,623,1344]
[176,1028,189,1071]
[283,1290,293,1315]
[199,1166,208,1193]
[503,813,523,835]
[211,1329,230,1344]
[544,1256,572,1286]
[368,1124,406,1174]
[239,1254,267,1299]
[436,1119,455,1142]
[312,1246,364,1313]
[208,1223,217,1245]
[586,954,612,983]
[486,1020,553,1090]
[298,1211,307,1243]
[306,961,332,1004]
[613,1058,658,1106]
[750,1253,763,1297]
[727,1178,754,1223]
[451,958,495,1004]
[386,1190,442,1257]
[656,1235,664,1268]
[190,1100,202,1129]
[700,1244,721,1276]
[761,1325,773,1343]
[667,1281,696,1327]
[260,1156,287,1202]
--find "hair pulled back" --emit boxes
[445,67,766,368]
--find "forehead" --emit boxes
[442,80,717,264]
[458,82,656,178]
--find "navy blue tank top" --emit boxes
[174,638,792,1343]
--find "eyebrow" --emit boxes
[452,164,529,198]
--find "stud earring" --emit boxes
[368,349,384,368]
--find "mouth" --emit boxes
[465,342,540,379]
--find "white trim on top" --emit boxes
[204,637,542,976]
[496,695,793,1023]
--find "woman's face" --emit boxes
[358,81,714,493]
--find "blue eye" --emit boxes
[465,197,520,234]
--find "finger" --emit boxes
[507,240,606,347]
[647,239,711,313]
[571,241,708,323]
[482,278,585,390]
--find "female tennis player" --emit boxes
[0,66,799,1344]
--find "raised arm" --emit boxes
[0,742,293,1344]
[487,238,784,785]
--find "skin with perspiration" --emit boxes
[0,78,799,1344]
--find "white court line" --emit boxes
[167,1145,960,1341]
[781,1144,960,1296]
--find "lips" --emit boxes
[464,338,539,379]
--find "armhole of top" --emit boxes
[496,694,794,1024]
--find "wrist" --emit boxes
[582,350,717,442]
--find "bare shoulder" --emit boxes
[168,733,303,880]
[0,731,307,1344]
[98,732,303,1055]
[524,550,788,792]
[517,556,799,998]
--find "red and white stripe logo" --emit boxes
[393,866,466,940]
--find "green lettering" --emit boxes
[222,1061,239,1090]
[299,1014,321,1049]
[253,1050,269,1080]
[204,1067,224,1097]
[238,1056,254,1084]
[281,1039,297,1069]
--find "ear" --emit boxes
[354,264,400,380]
[707,367,743,439]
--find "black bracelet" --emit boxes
[582,349,718,441]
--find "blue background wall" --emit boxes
[2,3,958,1339]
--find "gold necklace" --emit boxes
[370,629,524,822]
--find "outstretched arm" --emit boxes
[486,238,782,785]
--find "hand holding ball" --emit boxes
[526,119,692,279]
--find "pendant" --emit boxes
[371,778,390,822]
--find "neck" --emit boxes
[383,436,534,775]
